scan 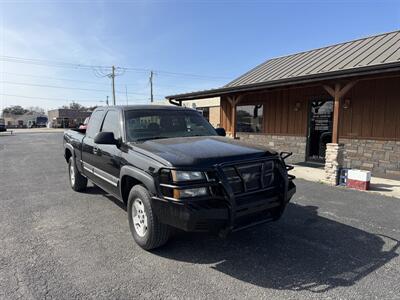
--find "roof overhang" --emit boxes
[166,62,400,101]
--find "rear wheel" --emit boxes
[127,185,170,250]
[68,157,87,192]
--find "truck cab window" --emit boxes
[101,110,121,139]
[86,110,104,138]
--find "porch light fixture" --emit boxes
[343,98,351,110]
[294,101,301,112]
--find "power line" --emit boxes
[4,71,207,90]
[3,71,109,85]
[0,55,232,80]
[0,93,149,104]
[0,93,104,103]
[129,68,231,80]
[0,80,163,97]
[0,55,106,70]
[92,65,126,105]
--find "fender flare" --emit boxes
[64,143,75,159]
[120,166,157,195]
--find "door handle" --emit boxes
[93,146,99,155]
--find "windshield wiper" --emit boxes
[135,136,170,142]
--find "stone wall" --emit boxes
[236,133,306,163]
[340,138,400,179]
[324,143,344,185]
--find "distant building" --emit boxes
[3,111,47,128]
[48,109,91,128]
[181,97,221,128]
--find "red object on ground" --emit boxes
[347,179,370,191]
[346,169,371,191]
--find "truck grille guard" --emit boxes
[158,152,295,234]
[216,152,294,234]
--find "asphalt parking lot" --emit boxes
[1,133,400,299]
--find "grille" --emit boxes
[222,160,275,194]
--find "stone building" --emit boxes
[167,30,400,183]
[48,109,91,128]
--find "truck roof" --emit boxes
[97,105,195,112]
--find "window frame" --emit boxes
[100,109,122,140]
[86,109,105,138]
[235,103,264,134]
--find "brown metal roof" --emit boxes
[167,30,400,101]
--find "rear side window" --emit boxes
[101,110,121,139]
[86,110,104,138]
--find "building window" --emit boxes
[236,105,263,133]
[197,107,210,121]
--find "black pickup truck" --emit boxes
[64,105,296,250]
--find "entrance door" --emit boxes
[307,99,334,162]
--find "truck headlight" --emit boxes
[171,170,205,181]
[173,187,208,199]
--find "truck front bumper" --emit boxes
[152,180,296,233]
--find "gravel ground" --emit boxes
[1,132,399,299]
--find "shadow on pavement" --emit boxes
[154,203,399,293]
[370,183,400,192]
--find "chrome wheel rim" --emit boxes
[132,198,148,237]
[70,162,75,186]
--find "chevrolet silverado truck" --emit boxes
[64,105,296,250]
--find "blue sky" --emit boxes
[0,0,399,110]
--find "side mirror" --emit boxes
[215,127,226,137]
[94,132,117,145]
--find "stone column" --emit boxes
[324,143,344,185]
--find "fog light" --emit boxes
[173,187,208,199]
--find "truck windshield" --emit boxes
[125,109,218,142]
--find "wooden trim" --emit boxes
[332,83,341,143]
[323,80,357,143]
[227,95,243,138]
[237,132,306,137]
[339,135,400,141]
[323,85,335,97]
[339,81,358,98]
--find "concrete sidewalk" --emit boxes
[290,165,400,199]
[0,128,65,135]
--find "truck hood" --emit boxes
[130,136,277,167]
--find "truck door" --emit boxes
[90,109,122,195]
[81,109,105,183]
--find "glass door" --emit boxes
[307,100,333,162]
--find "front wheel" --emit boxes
[127,185,170,250]
[68,157,87,192]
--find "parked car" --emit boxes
[0,118,6,132]
[63,105,296,250]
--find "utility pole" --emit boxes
[111,65,116,105]
[149,71,154,103]
[106,96,109,106]
[93,65,125,106]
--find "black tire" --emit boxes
[68,157,87,192]
[127,185,170,250]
